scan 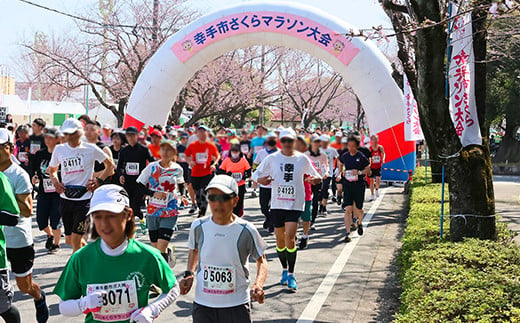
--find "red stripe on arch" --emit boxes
[122,114,145,130]
[376,122,415,163]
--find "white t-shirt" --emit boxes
[2,163,33,248]
[252,151,321,211]
[305,151,329,177]
[49,142,108,200]
[253,148,278,188]
[320,147,339,177]
[188,216,267,308]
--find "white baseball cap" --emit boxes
[0,129,12,145]
[266,131,277,138]
[205,175,239,195]
[102,124,112,130]
[279,128,297,140]
[87,185,130,215]
[320,134,331,142]
[341,137,348,144]
[311,134,321,142]
[61,118,83,134]
[335,131,343,137]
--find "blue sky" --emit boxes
[1,0,393,78]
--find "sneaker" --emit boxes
[357,224,364,236]
[318,205,324,215]
[344,234,352,243]
[337,196,342,206]
[287,275,297,292]
[322,206,327,217]
[179,204,185,210]
[167,246,176,268]
[45,236,53,250]
[331,196,337,203]
[376,190,380,198]
[189,205,197,214]
[140,220,148,235]
[280,270,289,285]
[48,244,61,254]
[35,290,49,323]
[368,195,375,202]
[299,237,308,250]
[251,191,257,198]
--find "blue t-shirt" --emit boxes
[338,151,370,182]
[250,136,266,160]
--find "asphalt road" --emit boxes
[12,185,406,323]
[493,175,520,244]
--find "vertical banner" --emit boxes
[448,2,482,146]
[403,74,424,141]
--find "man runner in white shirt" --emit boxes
[319,134,339,216]
[47,118,114,252]
[180,175,268,323]
[253,128,321,292]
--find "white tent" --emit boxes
[88,106,118,129]
[0,95,30,124]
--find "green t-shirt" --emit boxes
[53,239,176,323]
[0,172,20,270]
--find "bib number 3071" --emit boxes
[86,280,138,322]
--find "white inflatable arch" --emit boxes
[124,1,415,181]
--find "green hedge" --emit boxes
[396,168,520,322]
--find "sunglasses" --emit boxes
[280,138,294,144]
[208,194,235,202]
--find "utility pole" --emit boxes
[259,45,265,126]
[99,0,114,101]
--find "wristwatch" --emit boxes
[184,270,195,278]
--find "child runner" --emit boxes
[218,144,251,217]
[54,185,179,323]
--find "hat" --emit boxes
[44,128,58,138]
[198,125,210,131]
[60,118,83,134]
[87,185,130,215]
[256,125,267,130]
[341,137,348,144]
[160,139,177,150]
[150,129,162,137]
[275,126,285,132]
[180,132,189,138]
[311,134,321,142]
[266,131,277,138]
[335,131,343,137]
[102,124,112,130]
[320,134,330,142]
[125,126,139,135]
[279,128,296,140]
[205,175,239,195]
[0,129,12,145]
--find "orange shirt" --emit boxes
[185,141,220,177]
[220,157,251,186]
[330,142,342,150]
[148,143,161,160]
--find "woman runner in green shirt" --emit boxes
[53,185,179,323]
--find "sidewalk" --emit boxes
[494,175,520,244]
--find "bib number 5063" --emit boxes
[204,268,233,283]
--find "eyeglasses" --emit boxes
[280,138,294,144]
[208,194,235,202]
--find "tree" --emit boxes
[379,0,520,241]
[19,0,197,126]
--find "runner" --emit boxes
[295,136,312,250]
[30,128,62,253]
[0,171,22,323]
[14,125,31,173]
[249,125,267,198]
[29,118,47,166]
[185,125,220,218]
[48,118,114,252]
[319,134,338,216]
[336,134,370,243]
[54,185,179,323]
[148,129,163,160]
[369,134,385,201]
[0,128,49,323]
[330,131,343,150]
[253,128,321,292]
[85,121,114,179]
[335,136,349,206]
[218,144,251,217]
[109,132,126,173]
[117,126,155,234]
[137,140,185,264]
[252,132,278,233]
[100,124,113,145]
[177,132,197,213]
[179,175,268,323]
[306,135,329,230]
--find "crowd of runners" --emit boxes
[0,115,385,323]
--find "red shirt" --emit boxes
[185,141,220,177]
[219,157,251,186]
[370,145,384,169]
[148,143,161,160]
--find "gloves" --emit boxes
[130,306,156,323]
[80,291,106,314]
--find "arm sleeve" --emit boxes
[143,281,180,318]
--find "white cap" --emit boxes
[266,132,277,138]
[335,131,343,137]
[206,175,239,195]
[341,137,348,144]
[275,125,285,132]
[0,129,12,145]
[87,184,130,215]
[311,134,321,142]
[279,128,296,140]
[61,118,83,134]
[102,124,112,130]
[320,134,330,142]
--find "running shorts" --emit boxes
[342,181,366,210]
[6,245,34,277]
[60,198,89,235]
[369,168,381,178]
[271,209,302,228]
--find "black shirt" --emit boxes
[110,145,122,167]
[94,142,107,172]
[29,134,47,156]
[176,143,189,167]
[117,143,154,184]
[338,151,370,182]
[30,148,59,196]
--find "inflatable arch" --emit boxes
[123,2,416,181]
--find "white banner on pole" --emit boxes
[403,74,424,141]
[448,2,482,146]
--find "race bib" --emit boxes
[86,280,138,322]
[178,153,186,162]
[231,172,243,182]
[125,162,139,176]
[18,152,28,163]
[202,265,236,295]
[149,192,170,208]
[372,156,381,164]
[30,143,41,154]
[62,156,84,175]
[345,170,358,182]
[277,184,295,201]
[240,145,249,154]
[195,152,208,164]
[254,146,263,153]
[42,178,56,193]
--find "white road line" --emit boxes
[296,189,387,323]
